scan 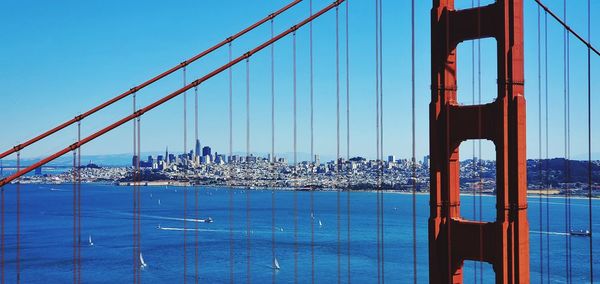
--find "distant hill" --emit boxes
[527,158,600,185]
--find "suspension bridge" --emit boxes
[0,0,598,283]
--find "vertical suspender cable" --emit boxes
[77,121,82,284]
[470,1,477,282]
[586,0,593,281]
[410,0,417,282]
[194,86,199,284]
[136,116,142,284]
[72,148,77,283]
[245,57,251,284]
[136,116,141,284]
[132,93,137,283]
[15,151,20,284]
[0,162,3,284]
[183,66,188,284]
[309,1,316,282]
[544,11,550,281]
[228,42,234,284]
[537,5,544,283]
[477,1,483,281]
[562,1,571,281]
[378,1,384,282]
[375,0,381,281]
[335,5,342,284]
[345,1,351,282]
[271,17,277,284]
[293,30,299,284]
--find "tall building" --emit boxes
[388,155,396,163]
[202,146,211,157]
[423,155,430,168]
[195,139,201,160]
[165,146,169,166]
[132,155,139,167]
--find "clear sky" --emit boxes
[0,0,598,162]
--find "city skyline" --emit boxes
[1,0,598,161]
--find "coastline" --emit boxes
[14,181,600,200]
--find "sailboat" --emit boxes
[158,199,161,206]
[88,235,94,246]
[139,252,148,269]
[273,257,281,270]
[318,219,323,227]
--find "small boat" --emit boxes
[139,252,148,269]
[310,212,315,220]
[158,199,161,206]
[570,229,591,237]
[156,224,161,229]
[318,219,323,227]
[204,217,213,223]
[88,235,94,246]
[273,257,281,270]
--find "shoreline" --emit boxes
[13,181,600,200]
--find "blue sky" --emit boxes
[0,0,598,161]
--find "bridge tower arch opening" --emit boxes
[429,0,530,283]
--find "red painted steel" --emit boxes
[0,0,302,161]
[429,0,530,283]
[0,0,346,188]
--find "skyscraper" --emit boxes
[202,146,211,157]
[165,146,169,166]
[195,139,201,160]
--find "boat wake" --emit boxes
[530,230,569,236]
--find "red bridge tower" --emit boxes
[429,0,530,283]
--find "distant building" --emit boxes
[314,154,320,165]
[423,155,430,168]
[132,155,140,167]
[34,166,42,175]
[195,139,201,160]
[388,155,396,163]
[202,146,211,157]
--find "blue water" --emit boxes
[0,184,598,283]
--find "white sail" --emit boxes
[158,199,161,206]
[319,219,323,227]
[139,252,147,269]
[88,235,94,246]
[273,257,280,270]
